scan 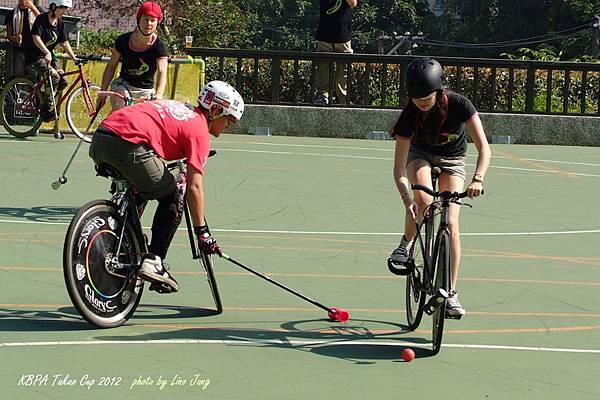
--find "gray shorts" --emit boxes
[407,146,466,180]
[89,129,175,200]
[110,77,154,109]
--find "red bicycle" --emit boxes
[0,54,108,140]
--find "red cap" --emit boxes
[137,2,163,22]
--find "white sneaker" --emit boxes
[138,255,179,293]
[390,235,413,264]
[446,292,466,318]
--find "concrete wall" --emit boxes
[233,104,600,146]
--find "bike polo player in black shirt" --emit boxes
[389,58,491,318]
[98,1,168,113]
[29,0,78,122]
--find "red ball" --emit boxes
[402,348,415,362]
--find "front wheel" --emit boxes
[431,230,450,355]
[0,77,43,138]
[63,200,144,327]
[199,251,223,314]
[65,85,110,142]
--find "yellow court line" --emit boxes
[3,266,600,286]
[493,149,579,178]
[2,304,600,319]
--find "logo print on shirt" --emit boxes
[326,0,342,14]
[46,31,58,47]
[127,58,150,76]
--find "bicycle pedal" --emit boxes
[423,288,449,315]
[387,258,412,276]
[445,312,463,320]
[148,282,175,294]
[54,132,65,140]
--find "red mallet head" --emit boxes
[402,348,416,362]
[328,307,350,323]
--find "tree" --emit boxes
[76,0,251,53]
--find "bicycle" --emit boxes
[0,54,108,140]
[388,167,474,355]
[63,156,222,328]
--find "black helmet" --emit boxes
[405,58,443,98]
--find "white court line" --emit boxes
[215,148,600,177]
[217,141,600,167]
[1,338,599,354]
[0,218,599,237]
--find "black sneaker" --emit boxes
[138,255,179,293]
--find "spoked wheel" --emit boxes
[198,251,223,314]
[431,231,450,355]
[65,85,109,142]
[63,200,144,327]
[0,77,43,138]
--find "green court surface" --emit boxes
[1,131,599,399]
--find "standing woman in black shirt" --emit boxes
[98,1,168,112]
[5,0,42,78]
[388,58,491,318]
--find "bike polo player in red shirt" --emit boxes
[89,81,244,293]
[389,58,491,318]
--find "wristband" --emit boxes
[472,173,484,183]
[194,225,209,236]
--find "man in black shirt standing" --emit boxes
[314,0,358,105]
[30,0,78,122]
[4,0,42,78]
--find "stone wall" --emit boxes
[232,104,600,146]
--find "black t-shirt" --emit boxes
[5,7,41,54]
[28,12,67,62]
[392,91,477,157]
[316,0,353,43]
[115,33,169,89]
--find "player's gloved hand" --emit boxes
[194,225,222,256]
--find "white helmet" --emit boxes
[198,80,244,122]
[49,0,73,8]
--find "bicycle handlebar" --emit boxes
[74,54,103,66]
[412,184,470,200]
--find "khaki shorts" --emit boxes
[110,77,154,109]
[89,129,175,200]
[407,146,466,180]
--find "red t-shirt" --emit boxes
[100,100,211,174]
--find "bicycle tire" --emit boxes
[65,85,109,143]
[405,213,434,331]
[0,77,43,138]
[63,200,144,328]
[199,250,223,314]
[431,230,450,355]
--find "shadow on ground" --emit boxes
[0,206,78,224]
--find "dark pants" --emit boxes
[89,129,184,259]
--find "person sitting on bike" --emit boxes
[4,0,43,79]
[89,80,244,294]
[29,0,78,122]
[388,58,491,318]
[97,1,168,113]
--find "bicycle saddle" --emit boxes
[95,163,124,180]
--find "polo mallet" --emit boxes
[219,252,350,323]
[51,105,103,190]
[46,64,63,140]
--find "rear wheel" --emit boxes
[65,85,109,142]
[0,77,43,138]
[431,230,450,355]
[63,200,144,327]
